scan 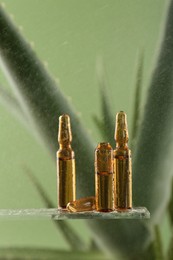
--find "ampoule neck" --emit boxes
[116,142,128,150]
[59,143,72,149]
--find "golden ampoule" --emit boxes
[114,111,132,209]
[67,196,95,212]
[57,114,76,209]
[95,142,114,212]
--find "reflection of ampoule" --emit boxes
[57,114,76,209]
[67,196,95,212]
[114,111,132,209]
[95,143,114,212]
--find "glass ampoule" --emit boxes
[95,142,114,212]
[67,196,95,212]
[57,114,76,209]
[114,111,132,209]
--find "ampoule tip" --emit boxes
[58,114,72,143]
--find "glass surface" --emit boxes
[0,207,150,220]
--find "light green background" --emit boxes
[0,0,167,250]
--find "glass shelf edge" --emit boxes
[0,207,150,220]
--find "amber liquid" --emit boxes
[114,151,132,209]
[67,196,95,212]
[96,172,114,212]
[57,158,76,208]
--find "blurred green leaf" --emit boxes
[0,248,108,260]
[141,227,165,260]
[131,51,144,150]
[153,225,164,260]
[87,219,150,259]
[24,166,54,208]
[89,239,100,251]
[134,227,165,260]
[142,243,155,260]
[0,84,27,121]
[168,178,173,224]
[92,114,105,138]
[94,58,114,145]
[167,229,173,259]
[133,0,173,222]
[24,166,88,251]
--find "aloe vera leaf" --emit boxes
[0,84,43,142]
[92,115,105,138]
[142,228,164,260]
[168,178,173,224]
[0,248,107,260]
[95,58,114,145]
[153,225,164,260]
[99,87,115,145]
[131,52,144,150]
[0,6,95,198]
[133,0,173,221]
[0,85,42,141]
[167,228,173,259]
[141,243,155,260]
[0,84,22,109]
[87,219,150,259]
[24,166,88,251]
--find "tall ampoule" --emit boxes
[95,142,114,212]
[114,111,132,209]
[57,114,76,209]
